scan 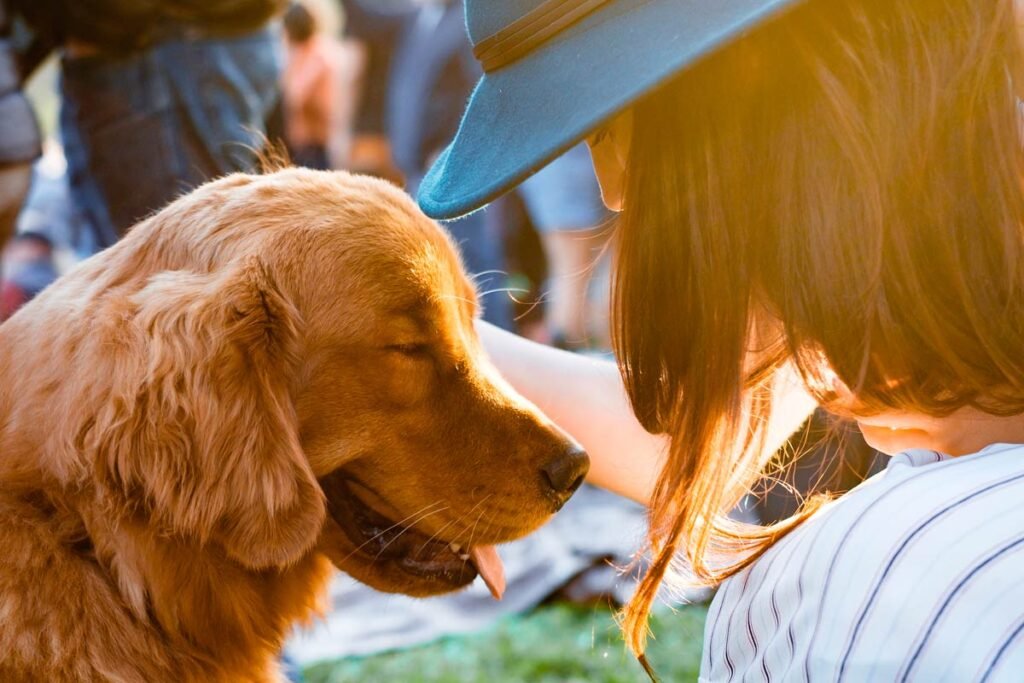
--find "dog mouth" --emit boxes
[318,470,506,599]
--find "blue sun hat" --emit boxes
[417,0,804,220]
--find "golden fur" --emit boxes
[0,169,583,681]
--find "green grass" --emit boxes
[303,602,708,683]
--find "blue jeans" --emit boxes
[407,173,513,330]
[442,205,514,330]
[60,26,282,251]
[517,143,610,233]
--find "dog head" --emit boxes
[73,169,587,597]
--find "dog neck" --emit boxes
[0,479,332,681]
[84,498,333,674]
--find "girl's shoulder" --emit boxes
[702,443,1024,682]
[805,442,1024,556]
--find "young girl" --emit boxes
[419,0,1024,679]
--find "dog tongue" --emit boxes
[469,545,505,600]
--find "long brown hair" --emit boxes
[614,0,1024,662]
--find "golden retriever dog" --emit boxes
[0,169,588,682]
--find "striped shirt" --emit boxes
[700,442,1024,682]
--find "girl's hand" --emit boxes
[476,321,818,506]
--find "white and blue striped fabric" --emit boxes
[700,442,1024,682]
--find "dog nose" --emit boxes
[541,445,589,505]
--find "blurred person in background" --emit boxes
[337,0,412,183]
[0,0,42,321]
[281,0,362,170]
[387,0,611,337]
[0,153,88,318]
[0,232,57,319]
[320,3,364,171]
[387,0,512,330]
[0,0,40,299]
[282,1,337,170]
[519,145,612,351]
[12,0,286,250]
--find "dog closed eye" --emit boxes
[386,342,431,356]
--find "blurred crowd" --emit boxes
[0,0,614,351]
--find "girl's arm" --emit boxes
[477,322,818,505]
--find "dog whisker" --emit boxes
[466,269,509,284]
[363,500,445,546]
[461,507,489,574]
[510,292,551,321]
[477,517,496,548]
[454,494,494,537]
[371,505,451,561]
[474,286,529,299]
[414,493,494,556]
[416,517,459,556]
[433,293,479,306]
[339,500,446,563]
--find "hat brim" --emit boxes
[417,0,802,220]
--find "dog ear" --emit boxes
[91,257,324,569]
